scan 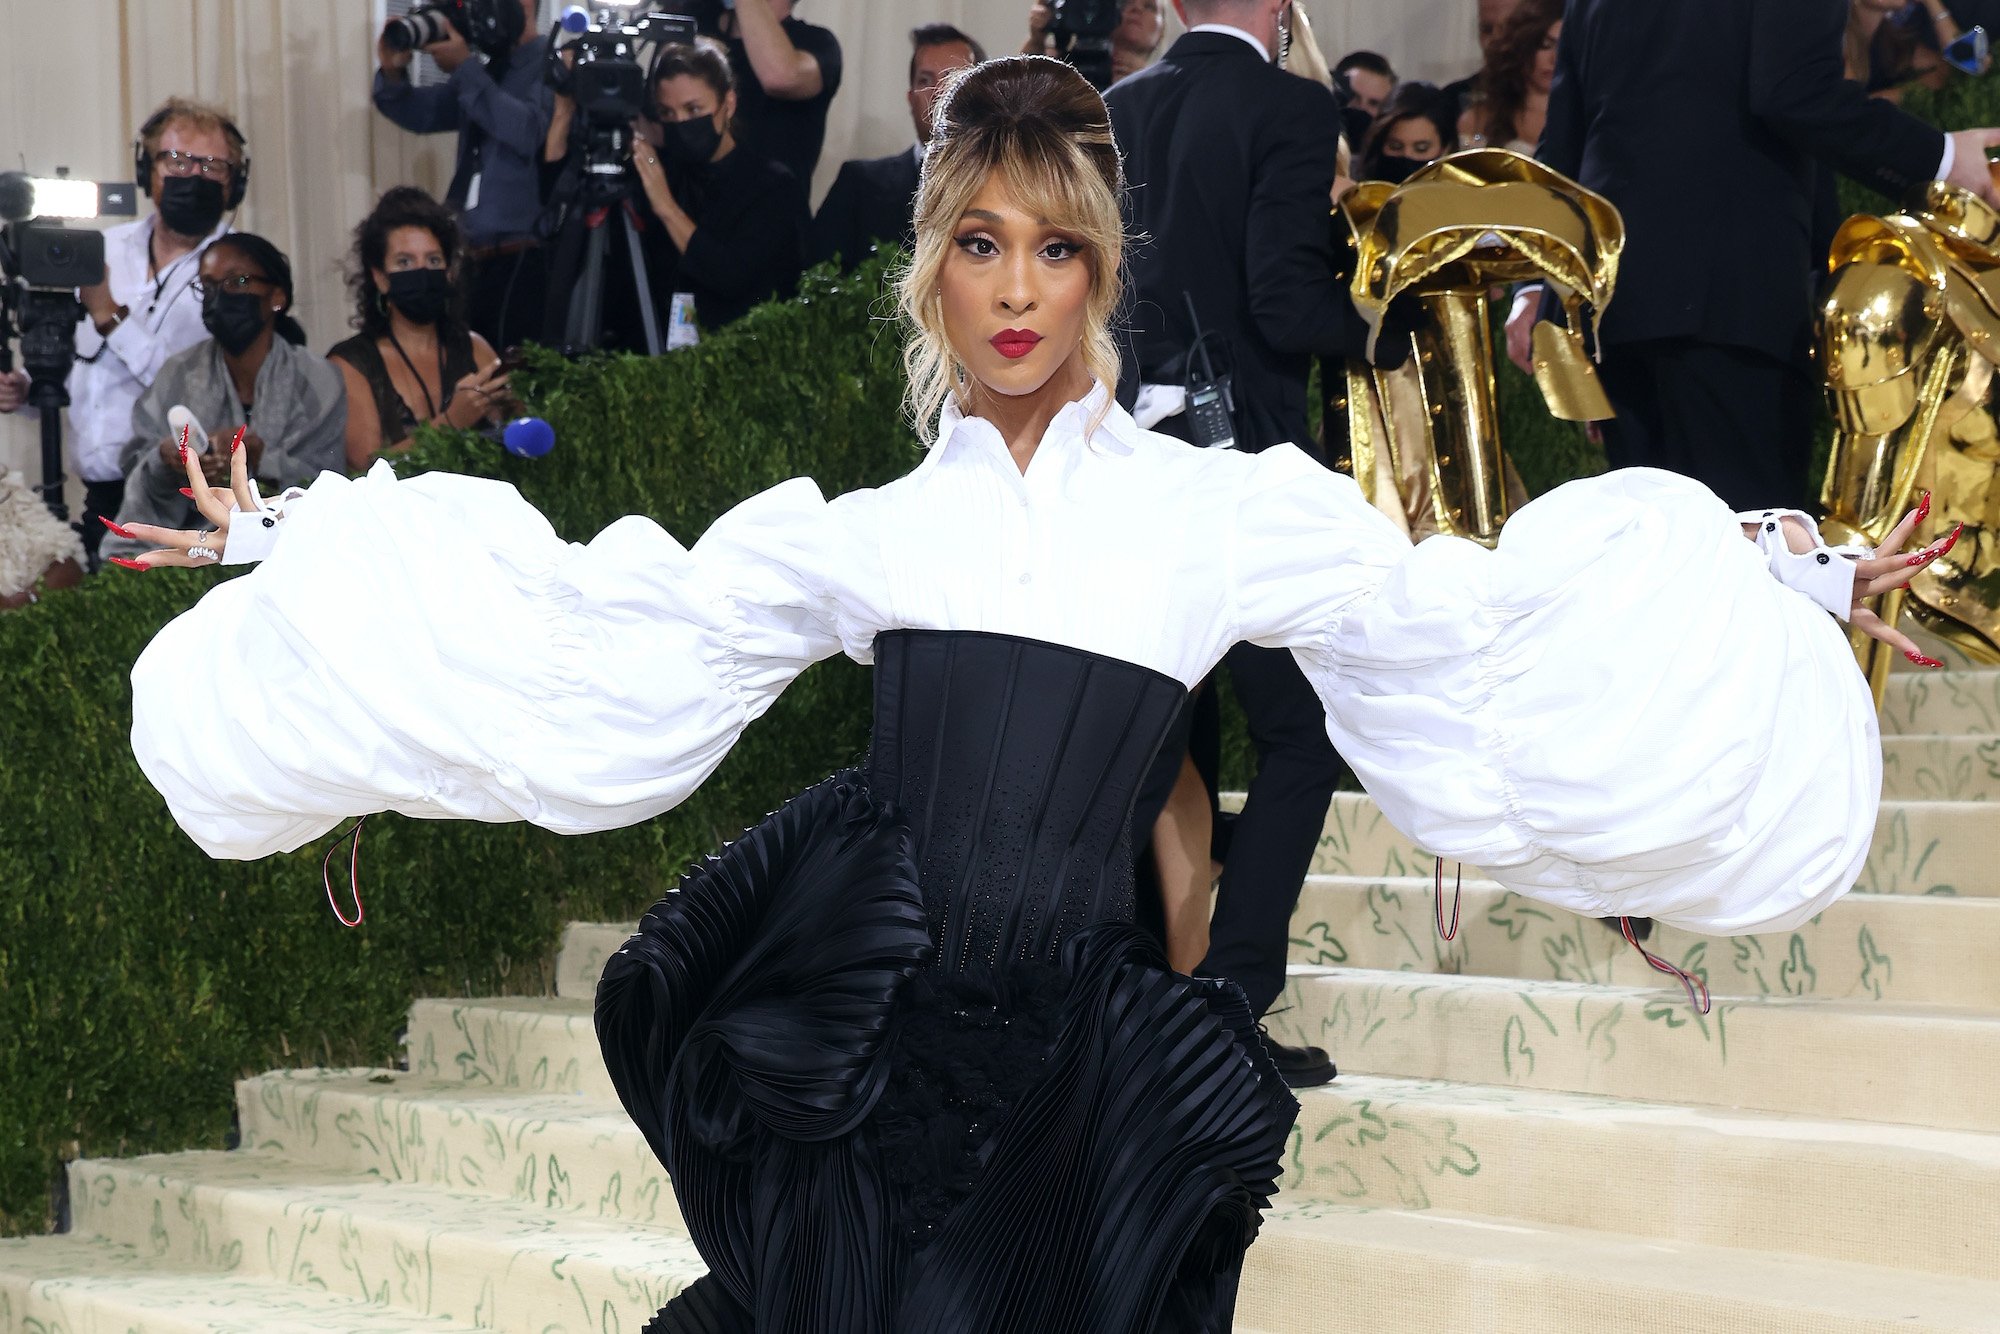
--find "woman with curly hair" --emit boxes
[1462,0,1564,152]
[122,53,1936,1333]
[329,187,510,470]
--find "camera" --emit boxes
[653,0,729,37]
[383,0,525,58]
[0,169,136,519]
[1046,0,1122,89]
[548,7,699,136]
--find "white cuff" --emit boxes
[1939,133,1956,183]
[1738,508,1866,621]
[220,487,306,566]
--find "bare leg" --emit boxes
[1153,752,1214,974]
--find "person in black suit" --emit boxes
[1506,0,2000,511]
[1108,0,1403,1089]
[809,23,984,272]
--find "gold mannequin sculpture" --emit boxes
[1819,179,2000,698]
[1326,149,1623,545]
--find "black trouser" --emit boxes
[1133,642,1344,1020]
[77,478,125,570]
[1594,337,1817,512]
[464,245,547,352]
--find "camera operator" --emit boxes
[0,97,242,567]
[373,0,553,347]
[809,23,984,272]
[711,0,844,189]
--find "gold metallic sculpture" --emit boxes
[1819,180,2000,696]
[1327,149,1623,545]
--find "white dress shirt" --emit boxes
[1187,23,1271,63]
[57,214,229,483]
[131,382,1878,937]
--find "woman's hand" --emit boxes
[1754,494,1963,667]
[631,140,678,222]
[108,426,265,570]
[444,363,512,429]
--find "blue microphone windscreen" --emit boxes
[502,416,556,458]
[560,7,590,34]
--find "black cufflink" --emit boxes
[1816,553,1830,565]
[1766,523,1777,532]
[262,517,275,528]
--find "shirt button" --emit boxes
[1018,573,1032,586]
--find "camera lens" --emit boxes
[46,241,73,267]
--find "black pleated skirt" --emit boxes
[595,770,1297,1334]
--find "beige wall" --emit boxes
[0,0,1476,482]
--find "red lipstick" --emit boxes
[990,328,1042,360]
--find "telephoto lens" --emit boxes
[383,6,453,52]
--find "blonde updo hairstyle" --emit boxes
[895,56,1126,443]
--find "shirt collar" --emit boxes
[1187,23,1271,63]
[925,378,1142,471]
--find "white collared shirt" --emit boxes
[1187,22,1271,63]
[60,214,229,482]
[135,380,1880,941]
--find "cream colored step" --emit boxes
[0,1232,499,1333]
[1290,877,2000,1007]
[1287,793,1999,897]
[1238,1200,2000,1334]
[407,995,612,1100]
[1283,1075,2000,1280]
[1882,734,2000,801]
[1272,967,2000,1133]
[66,1149,701,1334]
[1881,667,2000,736]
[555,923,625,1001]
[236,1068,680,1231]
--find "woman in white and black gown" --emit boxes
[120,56,1948,1334]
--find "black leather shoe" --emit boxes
[1257,1023,1337,1088]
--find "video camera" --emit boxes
[547,6,699,149]
[1046,0,1122,90]
[383,0,526,58]
[0,170,137,519]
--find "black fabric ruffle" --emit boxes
[598,770,1296,1334]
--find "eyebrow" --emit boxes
[960,209,1059,226]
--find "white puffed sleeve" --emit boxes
[131,462,886,860]
[1230,447,1880,935]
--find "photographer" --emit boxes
[0,98,242,568]
[1024,0,1168,83]
[102,235,344,564]
[710,0,843,188]
[373,0,552,346]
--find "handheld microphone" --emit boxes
[501,416,556,458]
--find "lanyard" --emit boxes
[383,327,448,422]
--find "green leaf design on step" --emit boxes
[546,1154,573,1210]
[1542,928,1601,985]
[1585,1001,1623,1063]
[1485,893,1555,943]
[1501,1014,1536,1077]
[146,1199,168,1257]
[1778,935,1817,996]
[1731,936,1772,995]
[1289,921,1349,966]
[1379,1155,1431,1209]
[1857,926,1894,1000]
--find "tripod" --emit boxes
[0,279,83,524]
[542,122,664,356]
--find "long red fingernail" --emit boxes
[108,557,149,572]
[1906,650,1945,669]
[1941,522,1965,555]
[1915,490,1932,525]
[1908,549,1938,567]
[98,516,136,539]
[179,486,194,498]
[229,425,246,454]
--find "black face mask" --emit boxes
[203,289,270,355]
[158,175,228,238]
[1372,154,1431,185]
[663,114,723,167]
[385,268,454,326]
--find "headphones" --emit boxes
[134,103,252,210]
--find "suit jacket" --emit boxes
[809,147,922,272]
[1108,31,1381,456]
[1540,0,1945,365]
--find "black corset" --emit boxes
[865,630,1189,972]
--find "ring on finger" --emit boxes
[189,544,220,562]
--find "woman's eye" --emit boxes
[1041,241,1080,261]
[953,235,998,257]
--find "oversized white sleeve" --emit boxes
[131,462,879,860]
[1231,447,1880,935]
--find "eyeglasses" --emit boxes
[152,150,236,183]
[193,273,273,297]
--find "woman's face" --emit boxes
[1531,21,1561,93]
[198,246,282,321]
[1381,115,1445,162]
[372,225,445,295]
[939,174,1093,403]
